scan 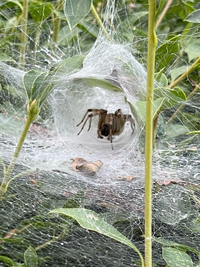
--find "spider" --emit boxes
[76,109,135,146]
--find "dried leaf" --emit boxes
[115,175,135,181]
[71,158,103,174]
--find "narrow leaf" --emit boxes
[31,72,47,101]
[23,70,41,101]
[0,255,14,266]
[64,0,92,30]
[50,208,144,266]
[78,77,122,92]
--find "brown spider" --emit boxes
[77,109,135,145]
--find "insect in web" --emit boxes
[77,109,135,148]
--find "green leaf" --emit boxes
[154,237,200,263]
[51,54,85,75]
[182,113,200,131]
[24,246,38,267]
[170,66,189,81]
[29,1,53,23]
[165,124,189,138]
[155,36,180,72]
[79,77,122,92]
[63,190,85,209]
[0,255,14,266]
[185,9,200,23]
[23,70,41,101]
[136,98,165,122]
[49,208,144,266]
[162,247,194,267]
[78,20,99,37]
[0,53,14,62]
[38,66,61,106]
[64,0,92,30]
[154,86,186,110]
[58,25,81,45]
[184,38,200,62]
[121,11,148,26]
[2,0,23,10]
[31,72,47,101]
[155,72,168,87]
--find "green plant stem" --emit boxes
[52,0,63,52]
[145,1,157,266]
[19,0,28,69]
[90,4,111,41]
[35,231,66,251]
[167,81,200,123]
[168,56,200,89]
[155,0,173,29]
[0,113,34,197]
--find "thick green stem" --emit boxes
[19,0,28,69]
[145,1,157,266]
[0,113,34,197]
[90,4,111,41]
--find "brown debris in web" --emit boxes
[71,157,103,175]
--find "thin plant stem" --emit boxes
[167,81,200,123]
[19,0,28,69]
[155,0,173,29]
[35,230,67,251]
[52,0,63,52]
[34,26,41,61]
[90,4,111,41]
[145,1,157,266]
[168,56,200,89]
[0,113,34,197]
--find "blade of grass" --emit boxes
[90,4,111,41]
[145,1,157,266]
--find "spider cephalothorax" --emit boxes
[77,109,135,146]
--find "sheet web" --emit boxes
[0,0,200,266]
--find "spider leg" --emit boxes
[115,109,125,122]
[77,109,100,135]
[108,114,113,143]
[124,114,135,133]
[108,114,114,150]
[76,109,93,127]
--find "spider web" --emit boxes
[0,0,200,266]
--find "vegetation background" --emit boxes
[1,0,200,266]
